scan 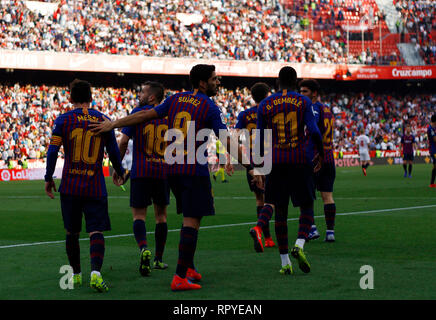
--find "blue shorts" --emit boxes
[264,163,316,208]
[314,163,336,193]
[130,177,170,208]
[403,153,414,161]
[246,169,264,194]
[169,175,215,218]
[60,194,110,233]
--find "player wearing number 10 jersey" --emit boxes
[299,79,336,243]
[118,81,170,276]
[44,79,128,292]
[253,67,324,275]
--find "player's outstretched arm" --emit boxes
[89,109,159,134]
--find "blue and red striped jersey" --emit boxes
[401,134,415,155]
[257,90,321,164]
[45,107,124,197]
[308,102,335,164]
[428,125,436,154]
[235,106,258,131]
[121,105,168,179]
[154,90,228,176]
[235,106,258,162]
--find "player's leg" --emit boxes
[290,164,315,273]
[132,207,152,276]
[403,159,408,177]
[249,170,276,253]
[308,170,321,241]
[60,194,83,287]
[153,203,168,269]
[130,178,153,276]
[151,178,170,269]
[256,191,275,247]
[431,162,436,187]
[318,163,336,242]
[407,159,413,178]
[321,192,336,242]
[274,205,293,275]
[172,215,202,291]
[84,197,111,292]
[171,175,213,291]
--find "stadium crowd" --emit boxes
[394,0,436,65]
[0,0,406,65]
[0,83,434,167]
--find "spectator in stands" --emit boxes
[0,0,406,65]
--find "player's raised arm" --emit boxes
[89,109,159,134]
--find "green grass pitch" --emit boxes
[0,164,435,300]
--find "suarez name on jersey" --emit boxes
[154,90,227,176]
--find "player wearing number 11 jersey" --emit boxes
[44,79,128,292]
[253,67,324,275]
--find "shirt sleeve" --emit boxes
[234,111,245,129]
[153,96,172,118]
[206,102,228,137]
[44,116,64,182]
[304,99,323,157]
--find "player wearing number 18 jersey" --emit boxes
[299,79,336,243]
[253,67,324,275]
[89,64,258,291]
[118,82,170,276]
[44,79,128,292]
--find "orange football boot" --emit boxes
[171,274,201,291]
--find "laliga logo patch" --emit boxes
[1,170,11,181]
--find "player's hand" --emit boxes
[225,163,234,176]
[45,180,57,199]
[112,171,122,186]
[248,170,265,191]
[88,118,114,135]
[313,153,322,173]
[121,170,130,185]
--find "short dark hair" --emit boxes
[298,79,320,94]
[69,79,92,103]
[431,114,436,122]
[143,81,165,103]
[190,64,216,88]
[278,66,297,88]
[250,82,270,103]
